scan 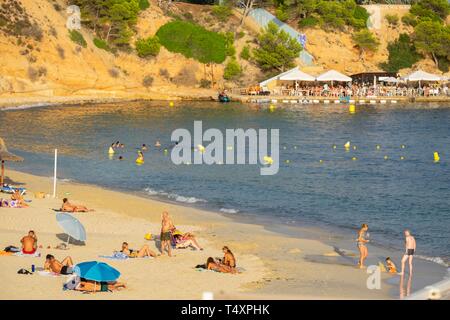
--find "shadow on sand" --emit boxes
[56,233,85,246]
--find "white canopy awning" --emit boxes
[316,70,352,82]
[278,68,315,81]
[260,67,315,87]
[379,76,400,83]
[403,70,442,82]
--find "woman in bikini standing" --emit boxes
[357,223,369,268]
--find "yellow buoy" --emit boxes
[349,104,356,113]
[352,157,357,161]
[376,145,381,150]
[344,141,351,150]
[164,149,168,154]
[332,145,337,149]
[400,156,405,160]
[263,156,273,165]
[401,145,406,149]
[384,155,388,160]
[269,104,276,112]
[285,160,290,164]
[319,159,323,163]
[353,145,357,150]
[197,144,206,153]
[169,101,174,107]
[108,146,115,154]
[434,152,440,163]
[144,233,152,240]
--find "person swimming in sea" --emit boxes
[136,150,144,164]
[155,140,161,148]
[118,156,124,161]
[142,144,148,151]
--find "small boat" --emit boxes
[218,93,230,103]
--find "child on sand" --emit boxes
[385,257,397,274]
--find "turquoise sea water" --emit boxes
[1,101,449,265]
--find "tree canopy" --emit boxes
[253,22,302,72]
[156,20,227,64]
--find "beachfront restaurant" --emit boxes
[351,72,398,85]
[258,68,352,96]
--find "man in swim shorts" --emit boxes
[44,254,74,275]
[21,230,37,254]
[399,229,416,276]
[160,211,175,257]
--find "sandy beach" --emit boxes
[0,170,420,300]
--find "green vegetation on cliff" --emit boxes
[156,20,227,64]
[253,22,302,72]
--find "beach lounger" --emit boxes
[1,185,26,195]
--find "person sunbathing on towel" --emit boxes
[21,230,37,254]
[61,198,93,212]
[119,242,158,258]
[44,254,74,275]
[11,190,28,207]
[173,230,203,251]
[206,257,237,274]
[76,279,126,292]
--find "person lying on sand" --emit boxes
[44,254,74,275]
[385,257,397,274]
[173,230,203,251]
[75,279,126,292]
[61,198,93,213]
[11,190,28,207]
[206,257,237,274]
[119,242,157,258]
[21,230,37,254]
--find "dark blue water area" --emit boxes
[1,101,449,265]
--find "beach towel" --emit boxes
[99,252,152,260]
[99,252,129,260]
[14,251,41,257]
[0,250,14,256]
[38,270,64,277]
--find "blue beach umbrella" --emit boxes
[74,261,120,282]
[56,212,87,244]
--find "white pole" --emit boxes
[53,149,57,198]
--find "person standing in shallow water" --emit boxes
[160,211,175,257]
[399,229,416,276]
[356,223,369,268]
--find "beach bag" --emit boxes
[4,245,20,252]
[64,275,81,290]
